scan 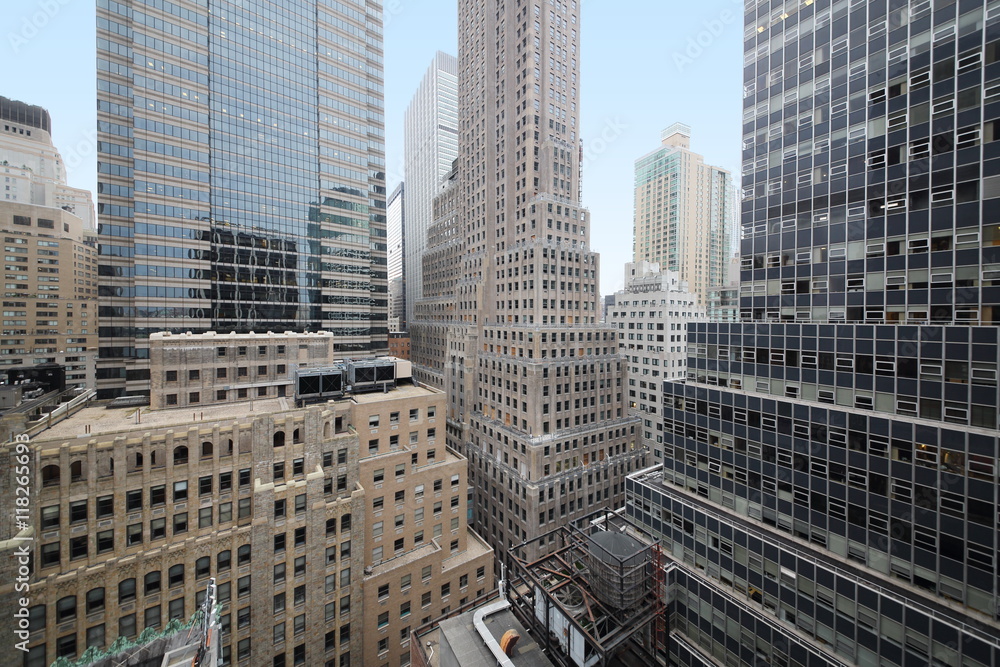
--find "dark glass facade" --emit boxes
[96,0,386,397]
[626,0,1000,665]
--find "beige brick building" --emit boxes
[148,331,337,410]
[0,98,98,389]
[0,377,492,667]
[410,0,648,567]
[0,202,97,388]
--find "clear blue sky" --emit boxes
[2,0,743,296]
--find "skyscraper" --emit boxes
[402,52,458,327]
[623,1,1000,665]
[607,261,705,458]
[633,124,735,307]
[0,98,98,388]
[388,182,405,330]
[96,0,388,398]
[413,0,647,561]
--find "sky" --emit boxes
[2,0,744,297]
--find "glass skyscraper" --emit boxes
[623,0,1000,665]
[96,0,387,398]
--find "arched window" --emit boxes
[150,450,158,466]
[340,513,352,532]
[217,550,232,572]
[293,428,301,443]
[118,578,136,602]
[173,445,189,465]
[28,604,46,633]
[201,441,213,459]
[86,587,105,614]
[238,545,252,565]
[41,465,60,487]
[144,571,161,595]
[56,596,76,622]
[168,564,185,588]
[196,556,211,579]
[108,457,114,475]
[273,431,285,447]
[135,452,143,468]
[70,460,83,482]
[326,517,337,535]
[226,439,234,455]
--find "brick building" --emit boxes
[1,374,493,667]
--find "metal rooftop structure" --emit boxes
[506,509,663,667]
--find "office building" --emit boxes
[1,356,493,667]
[409,160,460,393]
[147,330,338,410]
[607,262,705,458]
[403,52,459,327]
[411,0,647,564]
[389,182,406,329]
[96,0,388,399]
[388,332,411,360]
[0,98,98,388]
[621,1,1000,666]
[633,124,734,307]
[1,97,95,229]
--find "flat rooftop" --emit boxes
[429,606,552,667]
[32,382,439,443]
[350,382,440,403]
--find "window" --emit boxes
[96,495,114,518]
[41,542,60,567]
[56,634,76,659]
[119,578,136,602]
[86,588,105,614]
[41,505,60,529]
[97,530,114,553]
[126,489,143,511]
[70,535,87,560]
[56,596,76,622]
[119,613,136,639]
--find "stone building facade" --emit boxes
[0,202,98,388]
[0,380,493,667]
[148,331,337,410]
[409,0,647,565]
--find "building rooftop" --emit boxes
[33,380,438,443]
[350,381,439,404]
[150,330,334,341]
[425,604,553,667]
